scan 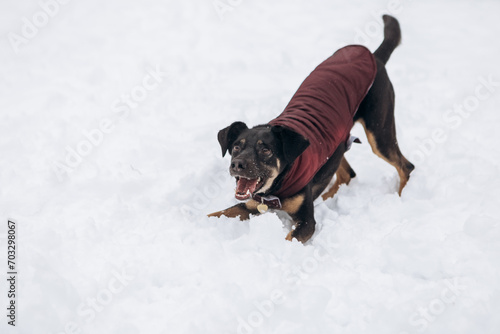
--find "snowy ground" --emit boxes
[1,0,500,333]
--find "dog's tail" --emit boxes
[374,15,401,65]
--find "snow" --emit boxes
[1,0,500,333]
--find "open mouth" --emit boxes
[235,176,265,201]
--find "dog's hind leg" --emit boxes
[354,15,414,195]
[358,117,414,195]
[321,157,356,200]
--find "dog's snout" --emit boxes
[231,159,247,173]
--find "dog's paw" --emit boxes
[285,226,314,243]
[286,230,305,242]
[207,209,250,220]
[207,211,224,218]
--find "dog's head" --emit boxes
[217,122,309,200]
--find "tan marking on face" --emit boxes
[282,194,305,215]
[257,140,263,145]
[258,168,278,194]
[257,158,282,194]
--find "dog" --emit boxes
[208,15,414,243]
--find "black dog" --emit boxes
[208,15,414,243]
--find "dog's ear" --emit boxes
[217,122,248,157]
[272,125,309,164]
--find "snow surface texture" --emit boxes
[1,0,500,333]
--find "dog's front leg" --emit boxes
[282,192,316,243]
[207,200,260,220]
[285,215,316,243]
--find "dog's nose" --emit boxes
[231,159,247,173]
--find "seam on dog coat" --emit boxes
[269,45,377,199]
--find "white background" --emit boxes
[1,0,499,333]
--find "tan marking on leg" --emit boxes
[281,194,305,215]
[358,120,393,164]
[207,211,225,218]
[359,120,410,196]
[207,207,249,220]
[208,200,259,221]
[397,170,408,195]
[322,157,352,201]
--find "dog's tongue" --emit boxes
[235,178,259,200]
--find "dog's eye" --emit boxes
[232,145,241,153]
[261,148,271,155]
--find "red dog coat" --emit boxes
[268,45,377,199]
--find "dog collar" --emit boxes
[252,194,282,213]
